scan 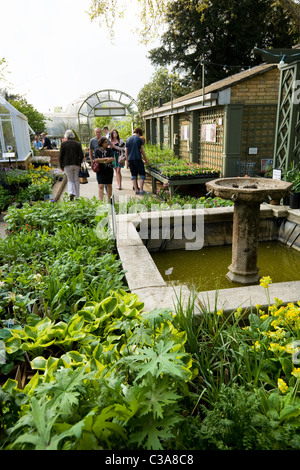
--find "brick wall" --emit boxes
[39,150,60,167]
[179,114,190,161]
[230,68,280,105]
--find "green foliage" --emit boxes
[1,297,193,450]
[137,68,189,115]
[2,179,300,450]
[93,116,133,141]
[145,144,220,177]
[148,0,299,89]
[0,186,12,211]
[8,97,46,134]
[0,58,8,83]
[0,198,124,327]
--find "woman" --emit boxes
[59,129,84,200]
[94,136,114,201]
[110,129,125,190]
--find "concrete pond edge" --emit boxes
[115,205,300,315]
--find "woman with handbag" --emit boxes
[94,136,114,201]
[110,129,125,190]
[59,129,84,200]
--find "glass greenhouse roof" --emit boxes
[0,95,32,161]
[45,89,138,138]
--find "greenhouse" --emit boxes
[0,95,33,163]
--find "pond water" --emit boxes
[151,241,300,291]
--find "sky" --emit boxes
[0,0,161,113]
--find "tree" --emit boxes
[93,116,133,140]
[88,0,171,43]
[276,0,300,32]
[8,96,47,134]
[148,0,299,90]
[137,67,189,115]
[0,58,8,84]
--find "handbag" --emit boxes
[91,160,100,173]
[79,161,90,183]
[118,153,126,165]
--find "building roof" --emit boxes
[174,63,275,103]
[143,62,277,117]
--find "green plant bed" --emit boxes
[145,144,220,180]
[2,197,300,450]
[148,163,220,180]
[1,166,64,208]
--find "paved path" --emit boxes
[58,165,154,202]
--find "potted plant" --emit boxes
[282,163,300,208]
[290,174,300,209]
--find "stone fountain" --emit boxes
[206,177,292,285]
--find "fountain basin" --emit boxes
[206,177,293,285]
[206,177,292,203]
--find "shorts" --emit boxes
[129,159,146,180]
[96,165,113,185]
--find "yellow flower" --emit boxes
[234,307,243,320]
[260,276,272,288]
[268,342,285,354]
[252,340,261,351]
[292,368,300,380]
[278,378,288,394]
[260,314,269,321]
[216,309,223,316]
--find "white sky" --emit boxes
[0,0,160,112]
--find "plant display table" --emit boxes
[146,167,220,197]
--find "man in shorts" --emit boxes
[89,127,102,162]
[125,128,149,195]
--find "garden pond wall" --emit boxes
[116,204,300,315]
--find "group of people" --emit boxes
[33,133,57,150]
[59,126,148,201]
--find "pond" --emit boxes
[151,241,300,291]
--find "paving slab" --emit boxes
[197,281,300,315]
[132,285,192,313]
[117,244,166,291]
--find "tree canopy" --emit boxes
[88,0,170,43]
[137,67,188,115]
[8,96,47,134]
[88,0,300,44]
[276,0,300,32]
[147,0,299,89]
[0,58,8,84]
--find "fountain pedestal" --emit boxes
[226,200,261,284]
[206,177,292,285]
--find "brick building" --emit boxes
[142,63,280,177]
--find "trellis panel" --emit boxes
[273,62,300,170]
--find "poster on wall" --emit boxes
[164,124,169,145]
[201,124,217,142]
[261,159,273,171]
[180,125,189,141]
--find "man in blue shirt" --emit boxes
[125,128,149,195]
[89,128,102,162]
[33,135,43,150]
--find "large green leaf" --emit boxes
[121,340,192,382]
